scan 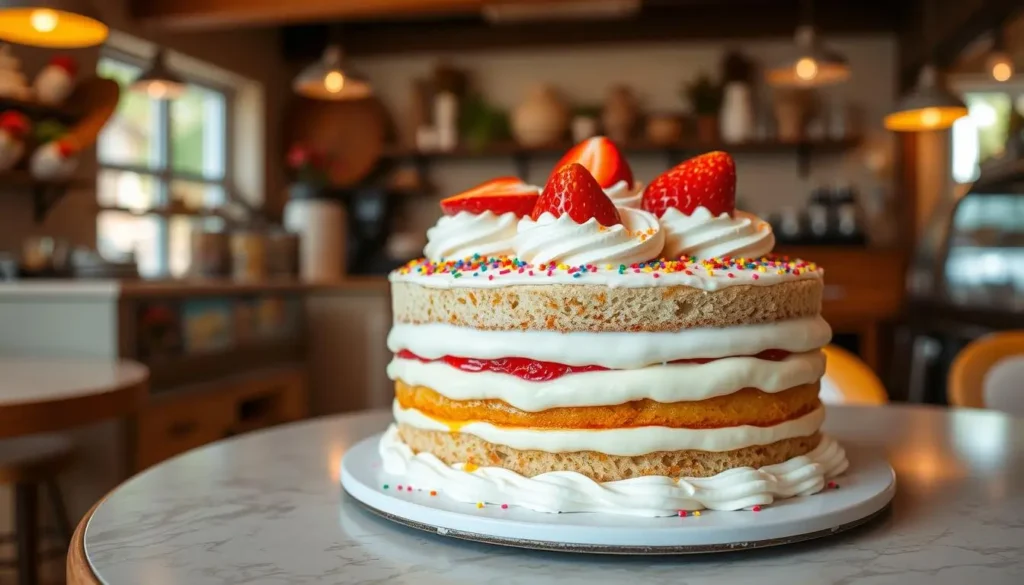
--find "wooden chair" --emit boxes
[949,331,1024,414]
[0,434,76,585]
[820,344,889,405]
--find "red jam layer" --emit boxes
[395,349,790,382]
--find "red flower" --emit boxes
[287,144,310,169]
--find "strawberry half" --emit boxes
[642,151,736,217]
[440,177,540,217]
[551,136,634,190]
[532,163,621,227]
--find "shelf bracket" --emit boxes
[512,153,530,182]
[32,185,67,223]
[797,143,811,178]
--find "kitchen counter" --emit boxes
[0,277,392,298]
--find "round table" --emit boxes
[71,405,1024,585]
[0,357,149,439]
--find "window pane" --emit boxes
[97,212,162,278]
[97,169,160,210]
[97,57,161,168]
[172,84,227,178]
[171,180,225,211]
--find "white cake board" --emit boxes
[341,433,895,554]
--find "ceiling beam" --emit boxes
[130,0,605,30]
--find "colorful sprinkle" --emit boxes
[501,504,509,509]
[694,511,701,517]
[430,490,438,496]
[382,484,389,489]
[752,505,762,512]
[391,255,821,283]
[476,502,484,509]
[678,510,688,517]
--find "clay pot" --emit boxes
[646,114,683,146]
[602,85,638,143]
[511,85,569,147]
[695,115,720,144]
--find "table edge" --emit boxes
[67,497,104,585]
[0,366,149,438]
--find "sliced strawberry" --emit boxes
[532,163,621,227]
[642,151,736,217]
[440,177,540,217]
[551,136,634,189]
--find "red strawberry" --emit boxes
[642,151,736,217]
[532,163,621,227]
[551,136,633,189]
[440,177,540,217]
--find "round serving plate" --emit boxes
[341,433,895,555]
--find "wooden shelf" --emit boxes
[97,205,225,219]
[381,137,861,181]
[0,96,80,124]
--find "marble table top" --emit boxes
[83,405,1024,585]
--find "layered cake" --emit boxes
[381,138,848,516]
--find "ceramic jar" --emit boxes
[511,85,569,147]
[646,114,683,146]
[602,85,638,143]
[571,115,599,142]
[720,82,755,143]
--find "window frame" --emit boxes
[97,46,236,277]
[948,75,1024,185]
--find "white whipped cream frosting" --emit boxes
[660,206,775,260]
[514,207,664,267]
[603,180,644,209]
[387,351,825,411]
[388,317,832,368]
[379,424,848,515]
[424,210,519,261]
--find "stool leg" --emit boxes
[45,478,73,546]
[14,482,39,585]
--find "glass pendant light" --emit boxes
[987,26,1014,82]
[0,0,108,48]
[130,48,185,101]
[884,65,968,132]
[293,45,372,101]
[884,0,967,132]
[766,0,850,88]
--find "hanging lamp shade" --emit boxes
[0,0,107,48]
[293,45,372,101]
[130,49,185,101]
[766,25,850,87]
[884,65,968,132]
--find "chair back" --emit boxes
[820,344,888,405]
[949,331,1024,415]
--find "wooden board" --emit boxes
[286,95,388,187]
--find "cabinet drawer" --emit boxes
[135,394,234,470]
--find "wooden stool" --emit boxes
[0,434,75,585]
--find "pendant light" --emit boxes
[130,48,185,101]
[0,0,107,48]
[766,0,850,87]
[293,44,372,101]
[986,25,1014,82]
[884,1,967,132]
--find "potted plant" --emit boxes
[286,143,330,200]
[683,74,723,144]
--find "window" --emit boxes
[96,51,231,278]
[951,81,1024,184]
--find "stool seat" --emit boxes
[0,434,75,484]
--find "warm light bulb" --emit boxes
[324,71,345,94]
[920,108,941,128]
[991,58,1013,82]
[795,57,819,81]
[30,9,59,33]
[147,81,168,99]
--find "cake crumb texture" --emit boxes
[392,279,822,332]
[397,424,822,482]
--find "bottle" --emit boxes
[806,184,831,242]
[833,182,864,245]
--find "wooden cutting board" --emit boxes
[286,95,389,187]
